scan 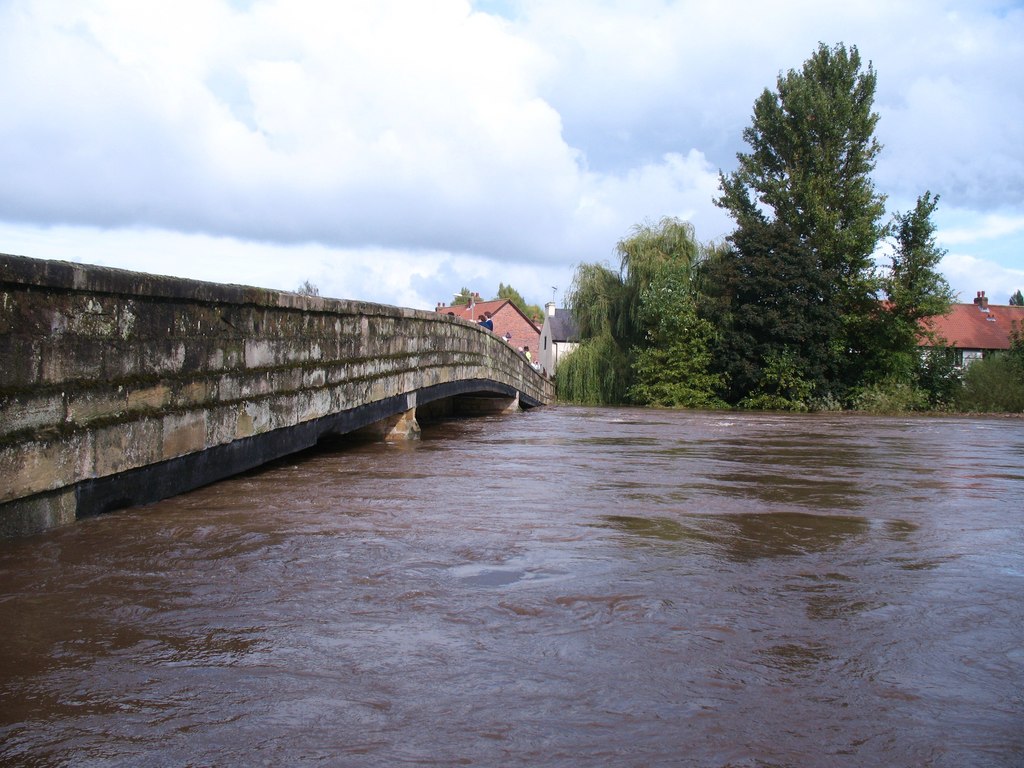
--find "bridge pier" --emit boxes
[455,393,521,416]
[356,407,422,441]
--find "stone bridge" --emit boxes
[0,254,554,538]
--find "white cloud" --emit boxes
[0,0,1022,309]
[940,252,1024,304]
[0,222,461,308]
[938,211,1024,246]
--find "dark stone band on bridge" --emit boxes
[73,380,537,520]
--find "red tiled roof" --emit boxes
[920,302,1024,350]
[435,299,510,323]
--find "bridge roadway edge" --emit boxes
[1,254,554,538]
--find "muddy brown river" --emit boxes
[1,407,1022,767]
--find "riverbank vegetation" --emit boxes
[557,42,1023,414]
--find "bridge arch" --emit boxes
[0,254,554,537]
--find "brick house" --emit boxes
[919,291,1024,366]
[436,294,541,359]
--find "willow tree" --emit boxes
[715,42,887,403]
[558,217,706,405]
[558,261,631,404]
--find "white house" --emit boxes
[538,302,579,376]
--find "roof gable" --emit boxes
[436,298,540,331]
[547,308,580,342]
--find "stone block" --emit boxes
[94,419,161,476]
[268,395,298,431]
[0,335,40,388]
[217,373,245,402]
[66,389,128,425]
[67,295,119,337]
[206,404,240,446]
[0,488,77,538]
[207,346,226,370]
[235,400,271,439]
[102,342,142,380]
[126,384,172,412]
[172,380,212,409]
[245,339,277,369]
[303,368,327,388]
[297,389,331,423]
[0,392,64,436]
[0,433,92,502]
[278,368,304,392]
[140,341,186,376]
[40,337,106,383]
[161,411,207,460]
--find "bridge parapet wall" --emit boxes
[1,254,553,537]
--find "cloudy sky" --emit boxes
[2,0,1022,311]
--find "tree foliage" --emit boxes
[627,263,725,408]
[715,42,887,403]
[885,192,953,325]
[1010,289,1024,306]
[556,333,631,405]
[559,218,709,405]
[615,218,702,351]
[496,283,542,319]
[451,287,475,306]
[705,218,841,405]
[557,43,998,412]
[868,191,954,385]
[958,328,1024,412]
[558,261,630,404]
[738,348,816,412]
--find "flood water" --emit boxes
[1,407,1022,767]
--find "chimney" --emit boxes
[974,291,989,310]
[545,301,556,317]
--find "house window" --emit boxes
[544,337,548,350]
[962,349,983,367]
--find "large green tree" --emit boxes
[715,42,887,403]
[704,219,839,405]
